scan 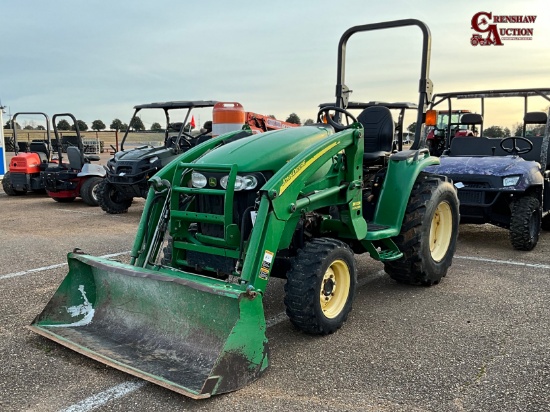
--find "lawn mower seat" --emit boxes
[358,106,394,162]
[66,146,84,170]
[29,141,50,163]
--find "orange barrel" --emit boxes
[212,102,246,137]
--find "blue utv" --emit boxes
[425,88,550,250]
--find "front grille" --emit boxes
[196,191,257,240]
[458,182,491,205]
[462,182,490,189]
[116,166,134,175]
[458,190,483,204]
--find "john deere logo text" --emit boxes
[471,12,537,46]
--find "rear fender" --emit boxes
[371,149,440,239]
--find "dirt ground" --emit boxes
[0,153,549,411]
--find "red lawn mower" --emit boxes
[42,113,105,205]
[2,112,57,195]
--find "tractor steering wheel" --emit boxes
[317,106,358,132]
[500,136,533,155]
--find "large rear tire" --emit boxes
[97,180,133,214]
[2,172,26,196]
[284,238,356,335]
[384,174,459,286]
[509,195,540,250]
[80,177,103,206]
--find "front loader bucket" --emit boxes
[29,253,268,399]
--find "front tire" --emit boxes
[384,174,459,286]
[97,180,133,214]
[509,195,540,250]
[80,177,103,206]
[284,238,356,335]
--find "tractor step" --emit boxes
[362,238,403,261]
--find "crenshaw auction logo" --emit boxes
[470,12,537,46]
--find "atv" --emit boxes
[425,88,550,250]
[96,100,217,214]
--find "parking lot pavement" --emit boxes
[1,184,549,411]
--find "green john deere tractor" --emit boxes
[30,19,459,399]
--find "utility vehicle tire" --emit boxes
[509,195,540,250]
[384,174,459,286]
[284,238,356,335]
[97,180,133,214]
[2,172,25,196]
[541,214,550,231]
[80,177,102,206]
[53,196,75,203]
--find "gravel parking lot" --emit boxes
[1,155,549,411]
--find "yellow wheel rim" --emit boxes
[429,201,453,262]
[320,259,350,319]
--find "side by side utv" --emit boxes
[425,88,550,250]
[96,101,218,214]
[30,19,459,399]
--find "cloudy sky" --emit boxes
[1,0,548,130]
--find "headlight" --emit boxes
[220,175,258,191]
[503,175,521,187]
[149,156,159,164]
[191,172,207,188]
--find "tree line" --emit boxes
[3,113,306,132]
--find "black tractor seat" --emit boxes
[358,106,394,163]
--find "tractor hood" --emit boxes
[426,155,541,177]
[196,126,334,173]
[425,155,543,190]
[114,145,174,162]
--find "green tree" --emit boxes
[71,120,88,131]
[503,127,511,137]
[120,123,128,132]
[130,116,145,131]
[5,121,21,129]
[286,113,301,125]
[91,119,106,131]
[110,118,123,131]
[303,118,314,126]
[407,122,417,133]
[151,122,162,132]
[57,119,71,130]
[483,125,505,137]
[36,125,45,130]
[512,122,523,136]
[23,125,34,130]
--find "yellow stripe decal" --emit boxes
[279,141,340,195]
